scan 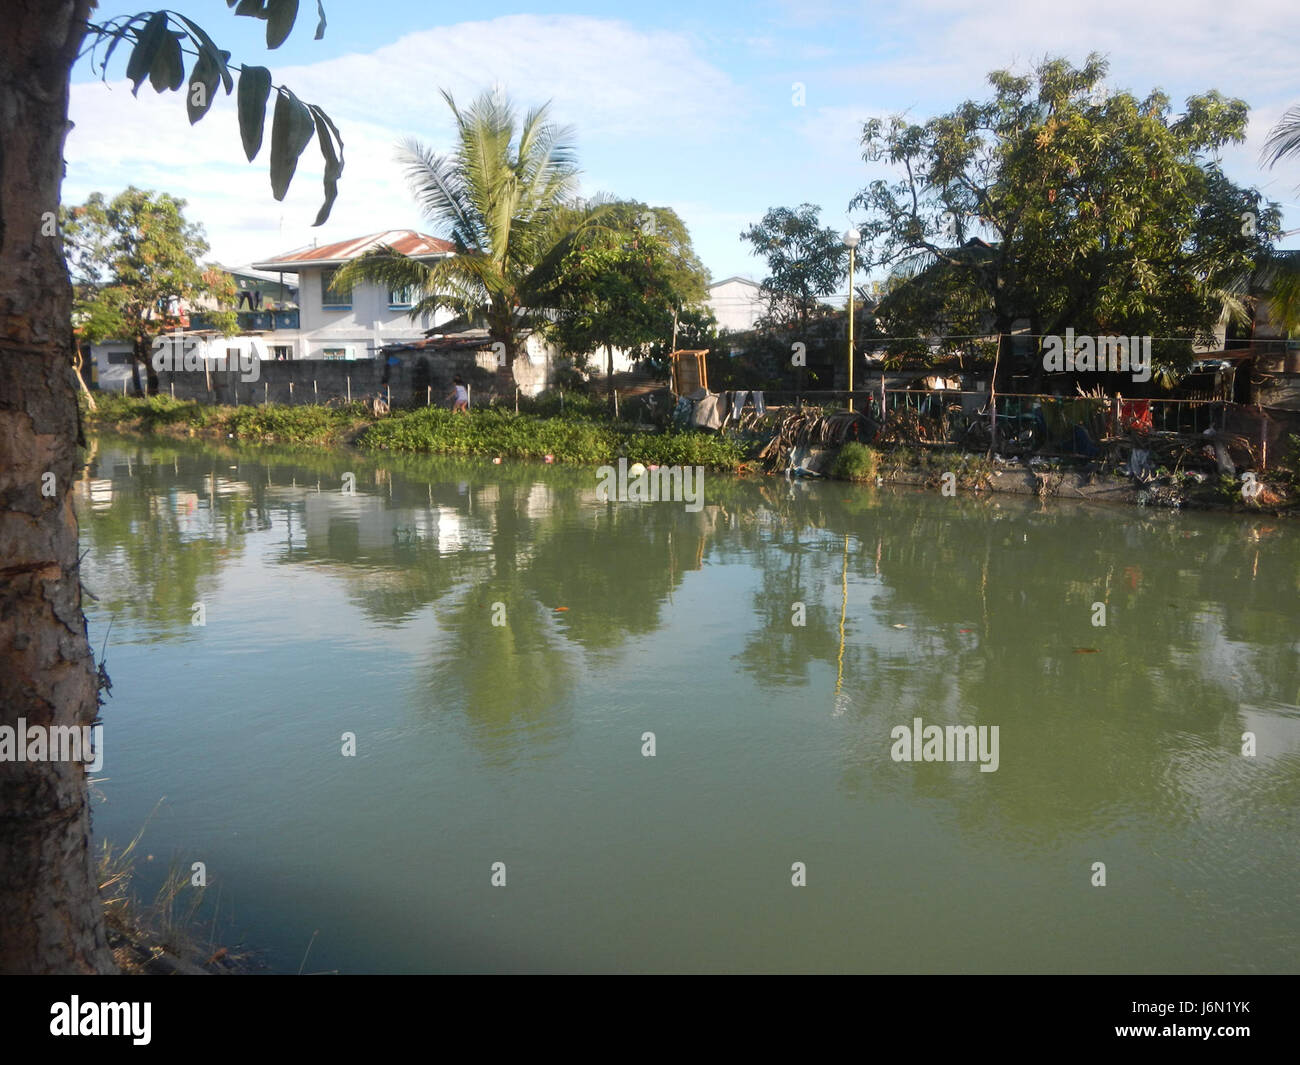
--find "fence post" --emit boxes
[515,387,519,413]
[427,385,431,406]
[614,389,619,419]
[289,381,294,404]
[467,384,472,409]
[347,376,351,404]
[314,379,318,404]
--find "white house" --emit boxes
[251,230,459,360]
[707,276,766,333]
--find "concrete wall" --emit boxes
[151,345,555,407]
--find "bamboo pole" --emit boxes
[427,385,431,406]
[988,333,1002,457]
[347,376,351,404]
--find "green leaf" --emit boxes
[187,49,221,124]
[269,90,316,201]
[265,0,300,49]
[309,104,344,226]
[315,0,327,40]
[149,31,186,94]
[237,66,273,161]
[125,12,169,96]
[174,15,235,94]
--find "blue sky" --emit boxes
[67,1,1300,286]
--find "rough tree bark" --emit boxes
[0,0,115,974]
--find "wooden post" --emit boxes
[170,381,175,399]
[347,376,351,404]
[122,377,127,395]
[467,384,472,409]
[314,378,318,404]
[264,381,268,405]
[289,381,294,404]
[614,389,619,419]
[515,387,519,413]
[427,385,431,406]
[560,389,564,413]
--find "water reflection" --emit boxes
[75,434,1300,972]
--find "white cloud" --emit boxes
[65,15,744,265]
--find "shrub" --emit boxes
[830,442,880,482]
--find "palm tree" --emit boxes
[1260,108,1300,339]
[334,89,580,386]
[1262,106,1300,173]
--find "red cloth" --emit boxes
[1118,399,1151,432]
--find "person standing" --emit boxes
[448,376,469,413]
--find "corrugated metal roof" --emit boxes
[252,230,455,270]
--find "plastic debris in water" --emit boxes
[1074,648,1101,654]
[554,606,569,612]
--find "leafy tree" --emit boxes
[538,201,709,405]
[2,0,339,975]
[850,54,1281,386]
[334,89,580,388]
[64,188,237,395]
[740,204,849,330]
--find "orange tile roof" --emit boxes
[252,230,455,270]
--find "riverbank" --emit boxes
[835,441,1299,515]
[83,394,1298,515]
[83,394,752,471]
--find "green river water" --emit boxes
[75,434,1300,973]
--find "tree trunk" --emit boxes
[74,344,96,412]
[0,0,115,974]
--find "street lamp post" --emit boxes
[842,228,861,412]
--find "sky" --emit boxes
[66,0,1300,288]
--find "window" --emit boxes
[106,350,132,365]
[388,285,414,308]
[322,346,355,361]
[272,345,293,362]
[321,267,351,309]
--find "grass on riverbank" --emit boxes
[97,817,247,974]
[85,394,754,470]
[359,406,751,469]
[86,393,368,445]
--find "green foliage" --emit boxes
[830,442,880,482]
[86,5,341,220]
[538,200,711,380]
[85,395,360,444]
[333,89,578,365]
[740,204,849,328]
[63,188,235,344]
[359,408,749,469]
[852,54,1280,381]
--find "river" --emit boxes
[75,434,1300,973]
